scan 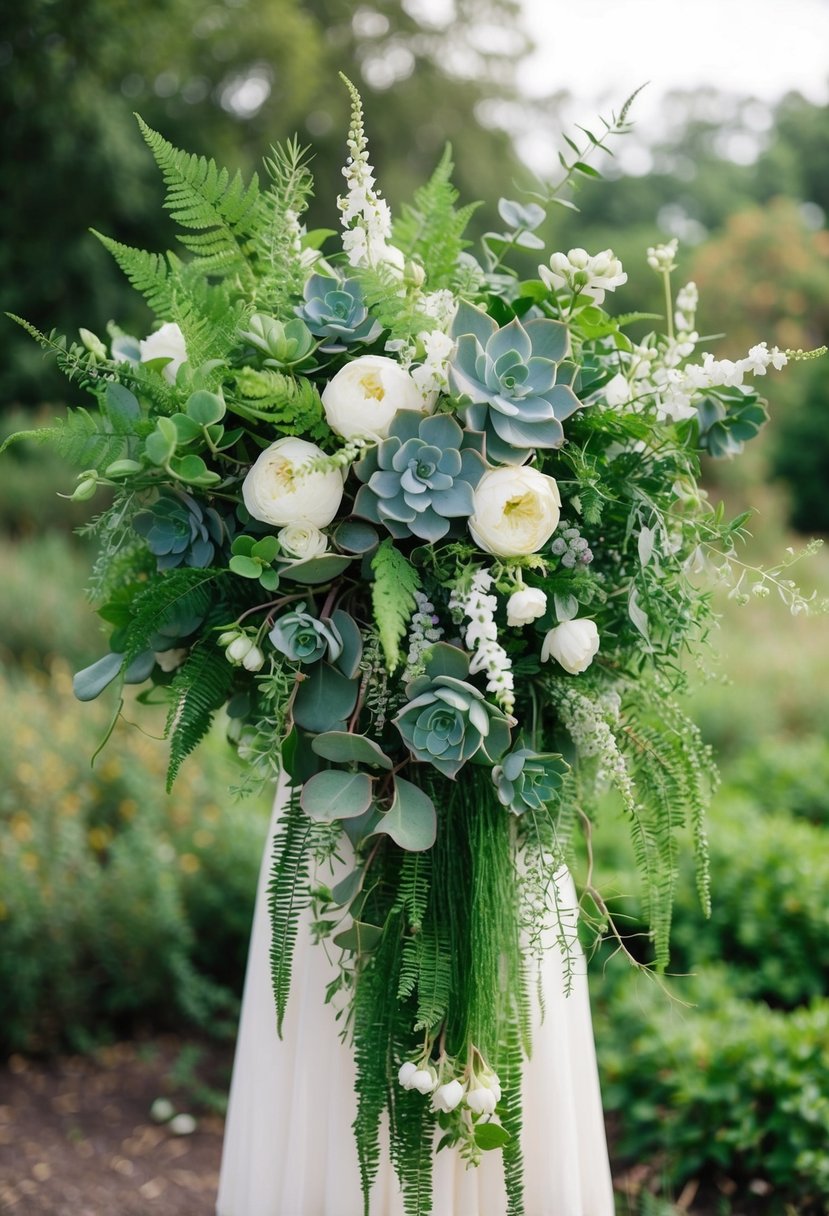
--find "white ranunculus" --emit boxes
[469,467,561,558]
[321,355,425,441]
[139,322,188,384]
[278,522,329,561]
[242,437,344,529]
[506,587,547,628]
[398,1062,418,1089]
[541,618,600,675]
[432,1080,464,1113]
[465,1086,497,1116]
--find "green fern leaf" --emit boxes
[164,642,234,789]
[92,232,174,317]
[371,539,421,673]
[393,146,479,290]
[122,568,226,665]
[136,116,260,278]
[268,788,318,1036]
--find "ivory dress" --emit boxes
[216,787,616,1216]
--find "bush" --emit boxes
[596,968,829,1209]
[0,409,96,538]
[0,660,269,1054]
[728,734,829,825]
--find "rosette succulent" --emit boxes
[296,273,382,352]
[492,745,569,816]
[394,674,512,778]
[449,300,582,464]
[133,489,227,569]
[354,412,486,542]
[269,607,343,665]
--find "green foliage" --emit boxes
[231,366,328,440]
[0,660,268,1054]
[267,787,320,1037]
[729,735,829,825]
[164,642,235,790]
[121,566,225,663]
[92,232,175,318]
[596,969,829,1205]
[252,138,315,317]
[394,146,479,289]
[370,539,421,673]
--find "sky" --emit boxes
[512,0,829,172]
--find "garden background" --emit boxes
[1,1,828,1213]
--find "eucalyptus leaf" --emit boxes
[73,651,124,701]
[332,921,382,953]
[330,868,364,907]
[311,731,393,770]
[300,770,373,821]
[331,609,363,679]
[334,520,380,554]
[374,777,436,852]
[554,593,579,623]
[279,554,353,585]
[293,663,359,733]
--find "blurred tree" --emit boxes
[1,0,528,404]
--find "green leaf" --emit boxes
[334,520,380,554]
[332,921,383,954]
[374,777,436,852]
[422,642,469,682]
[186,390,226,425]
[229,554,263,579]
[311,732,393,770]
[279,554,353,584]
[330,868,364,907]
[300,770,374,821]
[164,644,234,790]
[171,414,203,444]
[259,567,280,591]
[292,663,359,733]
[370,539,421,673]
[168,453,221,485]
[331,609,363,679]
[145,424,176,465]
[73,652,124,701]
[474,1123,511,1151]
[251,535,280,562]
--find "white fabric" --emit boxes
[217,786,616,1216]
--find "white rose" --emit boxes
[139,322,188,383]
[432,1080,464,1113]
[541,618,600,674]
[278,522,329,561]
[469,467,561,557]
[321,355,425,441]
[465,1086,497,1116]
[242,437,344,529]
[506,588,547,627]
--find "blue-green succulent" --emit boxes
[449,300,582,464]
[492,745,569,816]
[133,489,227,570]
[269,607,343,665]
[394,674,511,779]
[353,412,485,542]
[296,273,382,352]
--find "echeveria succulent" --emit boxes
[296,273,382,352]
[449,300,581,464]
[394,674,511,778]
[133,489,227,570]
[353,412,485,542]
[269,607,343,665]
[492,746,569,816]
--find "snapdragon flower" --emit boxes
[539,247,627,305]
[338,81,401,270]
[449,569,515,713]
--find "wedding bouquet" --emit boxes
[7,77,822,1214]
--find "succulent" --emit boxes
[492,745,569,816]
[394,673,511,779]
[268,607,343,665]
[133,489,227,570]
[238,314,316,368]
[449,300,582,464]
[296,273,382,352]
[354,412,486,542]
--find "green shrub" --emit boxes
[0,661,269,1054]
[0,408,95,538]
[728,735,829,825]
[595,968,829,1209]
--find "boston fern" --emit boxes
[5,75,825,1216]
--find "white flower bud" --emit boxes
[227,636,254,664]
[466,1086,497,1116]
[469,467,561,558]
[432,1080,464,1113]
[139,322,188,383]
[242,645,265,672]
[410,1067,437,1095]
[218,631,241,647]
[541,618,600,674]
[398,1062,418,1089]
[242,437,344,529]
[321,355,425,441]
[506,587,547,628]
[79,328,108,360]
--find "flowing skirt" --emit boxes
[217,786,616,1216]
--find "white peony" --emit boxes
[431,1080,464,1113]
[242,437,344,529]
[139,322,188,383]
[506,587,547,628]
[278,522,329,561]
[541,618,600,674]
[469,467,561,557]
[321,355,425,440]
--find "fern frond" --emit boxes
[389,1084,435,1216]
[136,116,260,279]
[123,568,226,664]
[164,642,234,789]
[371,540,421,673]
[413,919,452,1033]
[393,146,479,290]
[231,367,328,440]
[268,787,318,1036]
[254,137,315,316]
[92,232,174,317]
[6,314,108,388]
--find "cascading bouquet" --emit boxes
[6,77,824,1214]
